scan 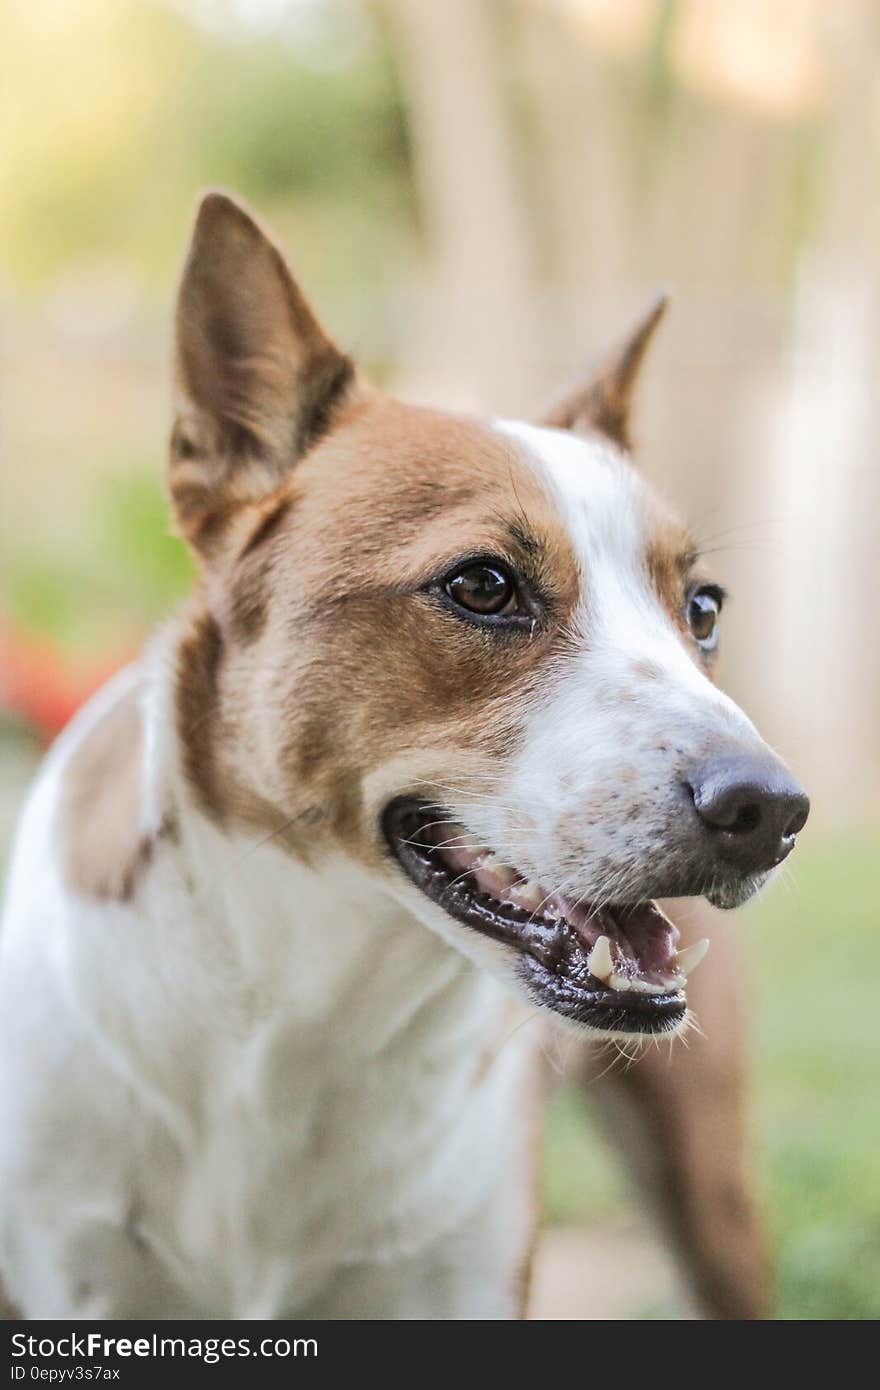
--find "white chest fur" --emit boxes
[0,675,536,1320]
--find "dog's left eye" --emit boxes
[444,562,520,617]
[687,585,724,651]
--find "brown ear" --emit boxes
[540,293,668,451]
[170,191,355,553]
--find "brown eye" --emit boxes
[445,563,517,617]
[687,586,723,650]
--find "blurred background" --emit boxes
[1,0,878,1318]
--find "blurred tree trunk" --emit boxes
[769,0,880,820]
[514,0,633,379]
[386,0,535,411]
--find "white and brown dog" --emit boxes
[0,194,807,1320]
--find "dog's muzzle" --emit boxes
[380,743,808,1038]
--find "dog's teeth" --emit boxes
[587,935,614,983]
[624,976,666,995]
[676,938,711,978]
[606,973,656,995]
[513,879,546,911]
[660,973,685,991]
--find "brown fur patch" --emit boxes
[170,393,584,865]
[59,680,170,903]
[644,509,698,635]
[175,609,225,822]
[228,567,270,645]
[225,496,298,644]
[644,507,724,676]
[257,397,582,853]
[238,495,295,562]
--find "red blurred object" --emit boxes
[0,627,134,744]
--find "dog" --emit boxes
[0,193,808,1319]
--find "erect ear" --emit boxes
[540,293,668,451]
[170,191,356,553]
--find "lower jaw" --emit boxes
[383,799,690,1037]
[516,954,686,1035]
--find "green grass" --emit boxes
[542,832,880,1319]
[752,833,880,1319]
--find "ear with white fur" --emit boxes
[540,293,668,451]
[170,191,355,553]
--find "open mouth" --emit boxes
[383,798,710,1036]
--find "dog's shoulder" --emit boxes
[17,663,178,911]
[57,670,156,903]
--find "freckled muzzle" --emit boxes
[382,798,705,1036]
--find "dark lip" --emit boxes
[382,797,687,1036]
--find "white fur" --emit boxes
[0,634,534,1319]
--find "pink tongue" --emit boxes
[567,901,680,984]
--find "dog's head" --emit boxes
[170,193,808,1038]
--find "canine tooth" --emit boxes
[676,938,711,978]
[587,935,614,983]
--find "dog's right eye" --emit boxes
[445,562,518,617]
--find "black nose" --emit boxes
[689,755,809,872]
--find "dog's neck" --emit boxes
[140,621,508,1071]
